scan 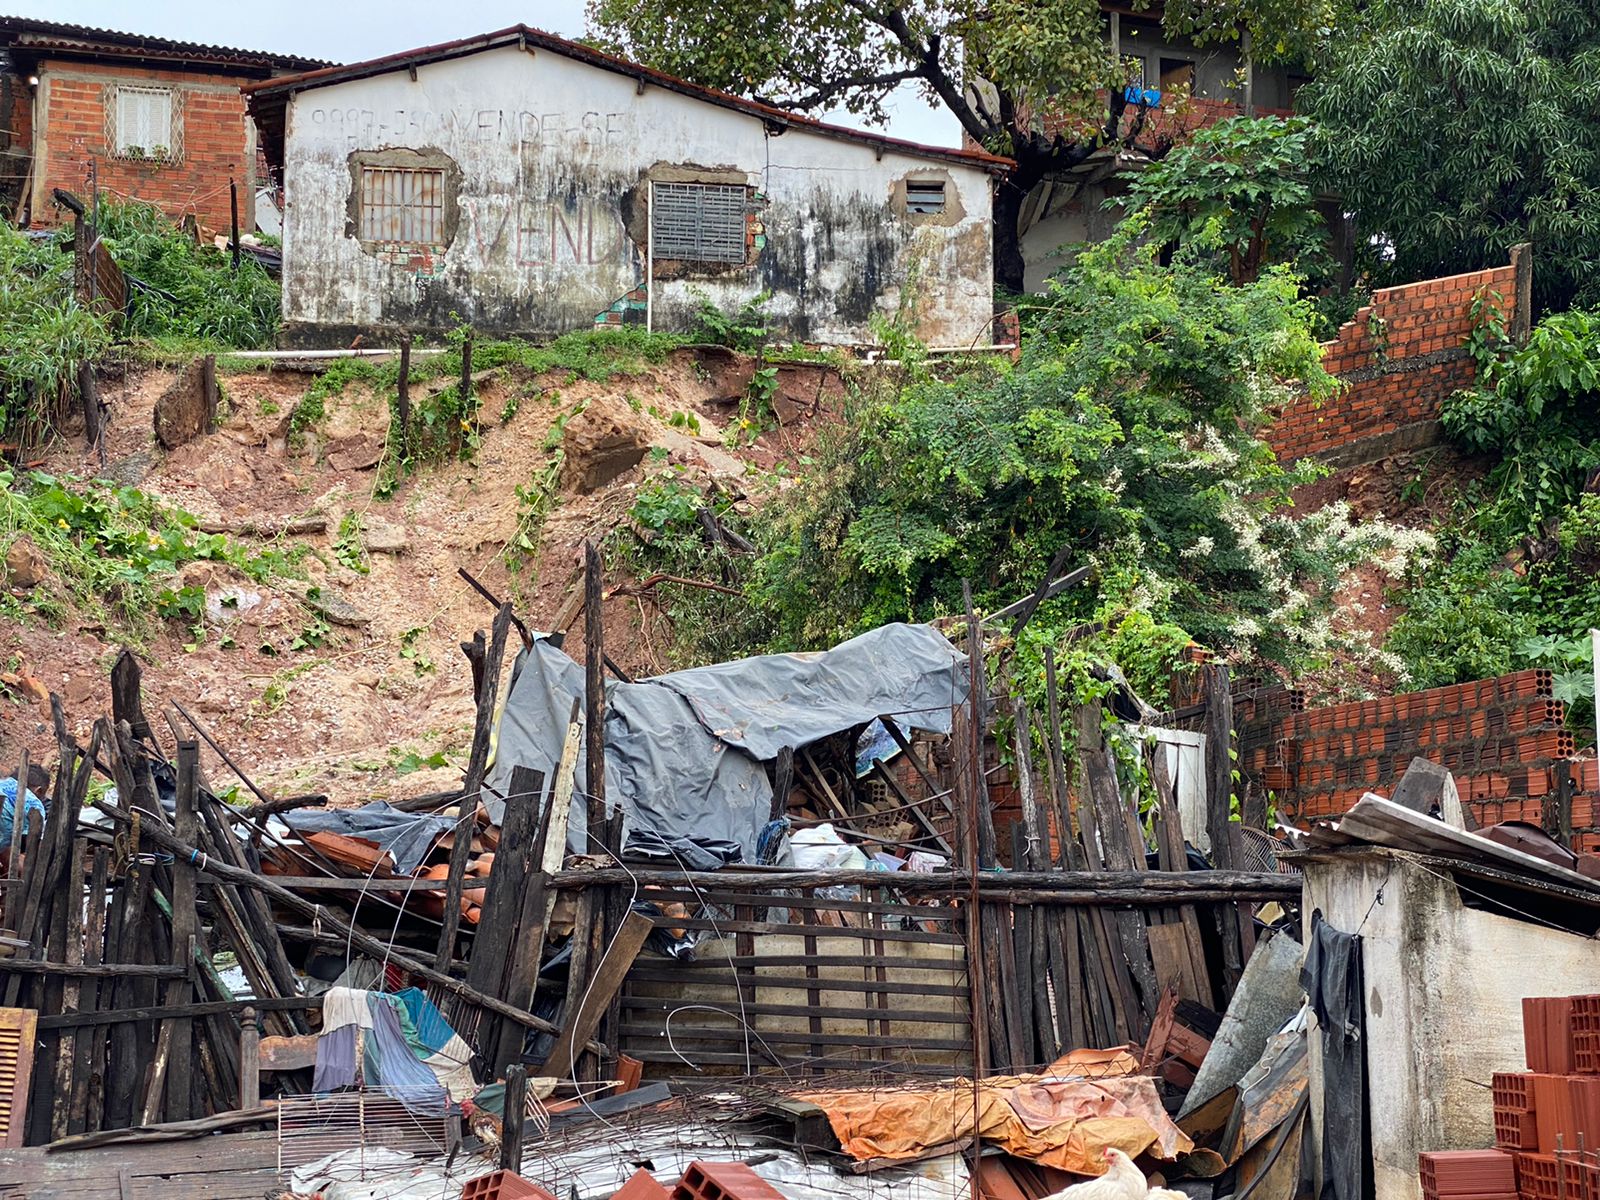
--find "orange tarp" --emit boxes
[798,1050,1192,1175]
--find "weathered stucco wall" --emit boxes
[1302,850,1600,1200]
[279,46,995,347]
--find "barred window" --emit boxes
[111,85,178,161]
[652,182,747,263]
[358,166,446,245]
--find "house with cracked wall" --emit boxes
[245,26,1007,349]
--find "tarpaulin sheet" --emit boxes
[798,1051,1192,1174]
[485,622,967,861]
[282,801,456,875]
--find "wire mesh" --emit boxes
[277,1086,455,1177]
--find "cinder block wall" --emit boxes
[36,59,254,233]
[1237,669,1594,837]
[1266,255,1526,466]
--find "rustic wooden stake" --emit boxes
[396,338,412,458]
[435,603,513,972]
[229,178,240,272]
[501,1064,527,1173]
[583,539,609,852]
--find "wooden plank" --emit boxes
[617,1024,969,1051]
[49,838,88,1141]
[146,741,200,1125]
[436,602,512,971]
[542,911,653,1077]
[38,997,320,1031]
[622,967,969,996]
[631,914,964,944]
[621,996,971,1025]
[71,846,110,1135]
[1151,746,1215,1007]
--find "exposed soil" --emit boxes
[1,349,846,804]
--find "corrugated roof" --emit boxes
[244,24,1011,174]
[0,14,332,73]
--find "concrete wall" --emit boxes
[278,46,995,347]
[1302,849,1600,1200]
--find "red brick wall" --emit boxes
[35,59,253,233]
[1266,261,1522,465]
[1237,670,1589,834]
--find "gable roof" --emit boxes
[243,24,1011,176]
[0,14,331,75]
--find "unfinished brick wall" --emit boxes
[1237,669,1587,832]
[1267,254,1527,466]
[33,58,254,232]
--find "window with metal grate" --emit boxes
[359,166,446,245]
[652,182,747,263]
[905,180,946,215]
[110,85,178,161]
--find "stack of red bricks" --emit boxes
[1237,669,1584,831]
[1472,996,1600,1200]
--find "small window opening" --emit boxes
[1160,58,1195,95]
[652,182,747,263]
[906,180,947,215]
[359,166,446,245]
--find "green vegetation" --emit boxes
[0,469,297,640]
[95,198,279,347]
[0,225,112,446]
[1388,298,1600,737]
[618,215,1425,710]
[1302,0,1600,313]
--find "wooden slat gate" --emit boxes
[619,882,971,1076]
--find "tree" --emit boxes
[1119,115,1328,286]
[1300,0,1600,313]
[586,0,1335,293]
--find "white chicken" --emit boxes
[1146,1189,1189,1200]
[1041,1149,1149,1200]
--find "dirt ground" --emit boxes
[1,349,846,804]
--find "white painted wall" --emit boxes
[278,45,995,346]
[1301,849,1600,1200]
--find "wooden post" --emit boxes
[142,740,199,1125]
[110,648,151,744]
[1203,663,1235,864]
[396,339,412,459]
[460,335,473,406]
[238,1007,260,1109]
[201,354,218,432]
[4,747,28,922]
[229,178,240,272]
[583,539,608,853]
[77,361,99,452]
[501,1063,527,1174]
[434,603,513,972]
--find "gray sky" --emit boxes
[29,0,959,146]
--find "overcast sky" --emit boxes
[30,0,959,146]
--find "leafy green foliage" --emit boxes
[0,469,295,638]
[94,197,280,347]
[1121,116,1330,289]
[1301,0,1600,312]
[692,290,773,353]
[1388,303,1600,734]
[333,512,369,574]
[587,0,1326,287]
[0,224,112,444]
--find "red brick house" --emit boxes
[0,17,327,234]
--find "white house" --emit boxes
[244,27,1007,349]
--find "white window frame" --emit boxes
[108,84,180,163]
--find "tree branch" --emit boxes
[786,66,929,111]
